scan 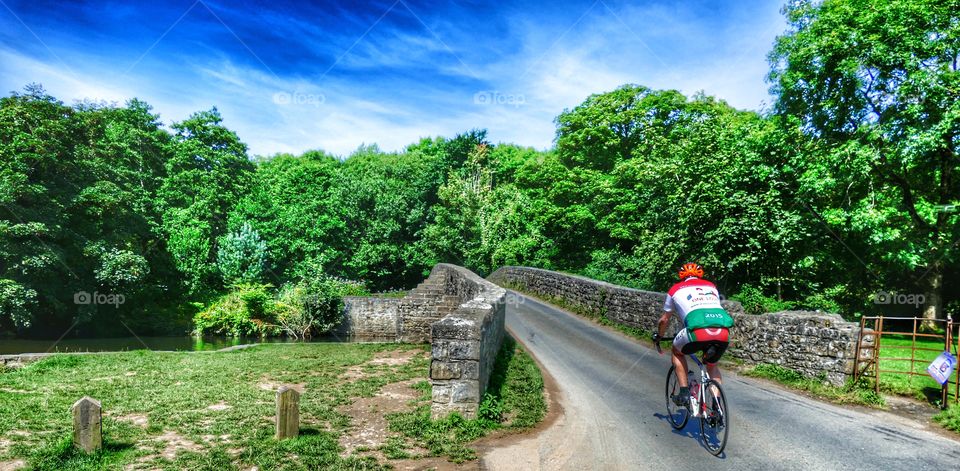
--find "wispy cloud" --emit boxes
[0,0,786,156]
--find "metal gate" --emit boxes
[853,316,959,408]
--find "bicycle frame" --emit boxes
[686,353,710,414]
[657,336,729,455]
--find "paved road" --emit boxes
[482,291,960,470]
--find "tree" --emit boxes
[159,108,254,295]
[217,222,268,284]
[770,0,960,326]
[228,151,344,281]
[0,279,37,330]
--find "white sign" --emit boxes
[927,351,956,386]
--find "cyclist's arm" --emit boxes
[658,294,674,338]
[657,311,672,338]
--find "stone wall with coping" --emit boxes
[489,266,870,386]
[488,266,743,334]
[428,264,506,419]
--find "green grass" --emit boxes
[384,336,547,463]
[934,404,960,433]
[874,334,953,404]
[744,363,885,408]
[0,343,430,470]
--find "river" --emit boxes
[0,336,347,355]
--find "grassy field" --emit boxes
[0,339,545,470]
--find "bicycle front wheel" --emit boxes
[665,365,688,429]
[699,379,729,456]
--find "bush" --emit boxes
[733,284,795,315]
[276,274,368,338]
[192,283,280,337]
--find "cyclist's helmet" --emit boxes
[678,262,704,280]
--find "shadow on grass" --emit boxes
[484,335,517,403]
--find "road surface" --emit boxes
[481,291,960,470]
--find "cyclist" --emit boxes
[653,263,735,416]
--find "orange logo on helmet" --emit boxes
[678,263,704,279]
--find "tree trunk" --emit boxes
[920,266,943,331]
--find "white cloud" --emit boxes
[0,1,786,158]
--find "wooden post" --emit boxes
[72,396,102,453]
[275,386,300,439]
[943,317,952,409]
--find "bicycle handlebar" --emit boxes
[653,334,675,355]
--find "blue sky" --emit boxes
[0,0,787,157]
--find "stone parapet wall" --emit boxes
[729,311,875,386]
[398,266,467,343]
[488,266,743,334]
[429,264,506,419]
[489,266,868,386]
[335,296,402,340]
[337,264,508,418]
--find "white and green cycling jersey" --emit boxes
[663,277,735,330]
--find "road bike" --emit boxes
[655,337,729,456]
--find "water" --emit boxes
[0,336,342,355]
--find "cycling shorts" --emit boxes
[672,327,729,364]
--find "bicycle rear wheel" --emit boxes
[665,365,688,429]
[699,379,729,456]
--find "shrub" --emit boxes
[192,283,279,337]
[733,284,795,315]
[276,274,368,338]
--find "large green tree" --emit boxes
[159,108,254,295]
[549,85,813,297]
[770,0,960,326]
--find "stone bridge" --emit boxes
[338,263,506,418]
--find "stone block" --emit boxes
[432,383,452,403]
[432,339,481,361]
[72,396,102,453]
[431,360,462,380]
[451,381,480,403]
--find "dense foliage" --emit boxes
[1,0,956,338]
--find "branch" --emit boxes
[874,148,933,233]
[890,172,933,232]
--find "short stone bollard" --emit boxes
[275,386,300,439]
[72,396,102,453]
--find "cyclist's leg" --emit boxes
[672,329,692,387]
[702,340,729,399]
[695,330,729,386]
[706,362,723,385]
